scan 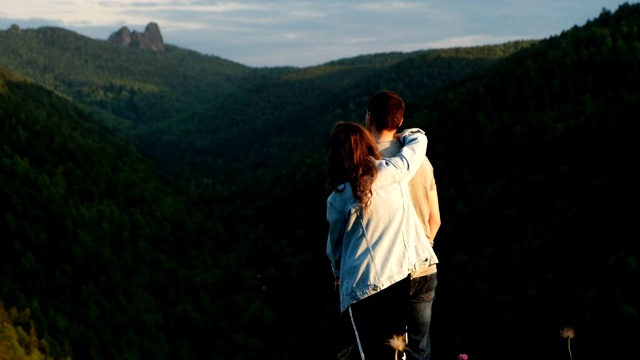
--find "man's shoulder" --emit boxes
[421,156,434,171]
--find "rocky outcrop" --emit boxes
[108,26,132,46]
[107,22,165,51]
[9,24,21,34]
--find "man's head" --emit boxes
[366,90,405,132]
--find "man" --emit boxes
[366,90,441,360]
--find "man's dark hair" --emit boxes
[367,90,405,131]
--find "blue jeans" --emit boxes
[406,272,437,360]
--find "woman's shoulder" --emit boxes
[328,183,352,201]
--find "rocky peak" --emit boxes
[107,22,165,51]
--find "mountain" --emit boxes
[1,2,639,360]
[0,23,537,181]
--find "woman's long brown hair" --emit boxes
[326,121,382,210]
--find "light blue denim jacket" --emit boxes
[326,128,438,312]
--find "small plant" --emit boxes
[559,326,575,360]
[386,334,407,360]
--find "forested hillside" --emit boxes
[1,2,639,360]
[0,69,233,359]
[0,25,251,128]
[0,24,537,180]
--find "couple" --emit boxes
[326,90,441,360]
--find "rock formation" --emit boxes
[107,22,165,51]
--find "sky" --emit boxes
[0,1,635,68]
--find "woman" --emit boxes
[326,121,437,360]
